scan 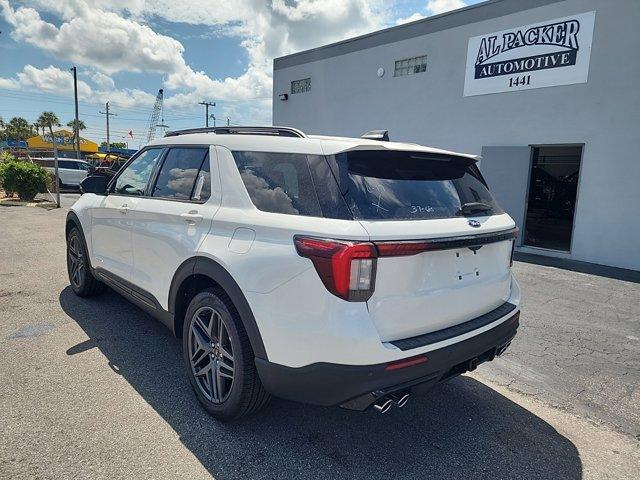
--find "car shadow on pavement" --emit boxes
[60,287,582,480]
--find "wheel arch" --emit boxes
[169,256,268,360]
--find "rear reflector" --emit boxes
[385,355,428,371]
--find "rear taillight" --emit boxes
[294,236,377,302]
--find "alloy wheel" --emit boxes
[67,234,85,288]
[188,306,235,403]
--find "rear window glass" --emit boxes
[232,151,322,217]
[334,150,503,220]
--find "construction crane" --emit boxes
[145,89,169,142]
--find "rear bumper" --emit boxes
[255,309,519,408]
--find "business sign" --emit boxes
[464,11,595,96]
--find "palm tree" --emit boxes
[33,120,44,136]
[37,112,62,207]
[4,117,34,141]
[66,119,86,158]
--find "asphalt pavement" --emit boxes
[0,197,638,479]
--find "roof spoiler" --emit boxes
[361,130,389,142]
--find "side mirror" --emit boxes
[80,175,108,195]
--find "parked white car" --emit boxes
[37,158,91,187]
[66,126,521,420]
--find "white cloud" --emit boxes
[3,64,156,109]
[87,71,115,91]
[426,0,467,15]
[0,0,390,116]
[17,65,93,97]
[1,0,186,75]
[0,76,19,89]
[395,12,425,25]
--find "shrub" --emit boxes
[0,160,49,201]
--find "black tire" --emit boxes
[182,288,270,421]
[66,226,105,297]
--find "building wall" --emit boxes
[273,0,640,271]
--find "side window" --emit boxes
[114,148,163,196]
[151,148,209,200]
[192,154,211,202]
[77,162,89,171]
[232,151,322,217]
[59,160,75,169]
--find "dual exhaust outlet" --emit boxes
[372,391,410,414]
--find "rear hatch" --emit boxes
[331,149,517,342]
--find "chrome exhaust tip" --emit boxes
[373,398,393,414]
[389,391,410,408]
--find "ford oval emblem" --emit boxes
[468,219,481,228]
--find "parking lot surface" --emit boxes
[1,198,638,479]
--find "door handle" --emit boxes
[181,211,203,224]
[119,204,129,214]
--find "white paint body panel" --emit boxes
[90,194,138,281]
[129,147,221,309]
[43,162,89,186]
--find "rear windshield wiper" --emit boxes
[457,202,493,216]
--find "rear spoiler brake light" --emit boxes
[375,227,519,257]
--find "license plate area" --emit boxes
[455,247,482,281]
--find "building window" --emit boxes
[291,78,311,94]
[394,55,427,77]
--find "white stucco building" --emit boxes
[273,0,640,271]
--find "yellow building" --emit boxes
[27,130,99,153]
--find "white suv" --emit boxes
[67,126,520,420]
[37,158,91,187]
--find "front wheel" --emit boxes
[183,288,270,421]
[66,227,104,297]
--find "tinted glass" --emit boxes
[114,148,163,196]
[191,154,211,202]
[334,150,503,220]
[152,148,208,200]
[307,154,352,220]
[232,151,322,216]
[59,160,76,169]
[524,146,581,251]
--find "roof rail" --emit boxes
[164,126,307,138]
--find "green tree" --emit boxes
[37,112,62,206]
[67,119,86,144]
[2,117,34,141]
[33,120,45,136]
[100,141,127,149]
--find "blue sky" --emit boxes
[0,0,481,148]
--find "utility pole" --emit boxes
[99,102,116,152]
[210,114,216,127]
[227,117,230,127]
[198,101,215,127]
[70,66,80,160]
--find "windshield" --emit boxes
[333,150,503,220]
